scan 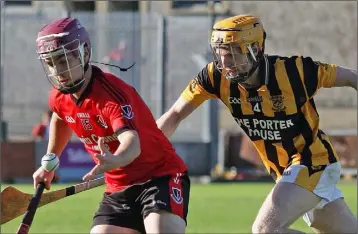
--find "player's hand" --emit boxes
[82,138,119,181]
[32,166,55,190]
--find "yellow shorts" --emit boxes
[277,162,343,226]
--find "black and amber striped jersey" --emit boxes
[181,55,339,181]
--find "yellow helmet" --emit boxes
[210,14,266,83]
[211,14,265,52]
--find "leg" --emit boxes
[253,162,345,233]
[91,225,140,234]
[141,173,190,234]
[92,191,146,234]
[300,162,357,233]
[144,210,186,233]
[252,182,321,233]
[307,198,357,233]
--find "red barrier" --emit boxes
[1,142,36,181]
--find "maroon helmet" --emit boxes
[36,17,92,94]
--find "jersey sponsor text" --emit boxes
[234,118,295,140]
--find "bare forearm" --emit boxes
[157,97,196,138]
[113,131,141,167]
[46,114,73,156]
[346,68,357,90]
[82,131,141,181]
[156,111,181,139]
[336,66,357,90]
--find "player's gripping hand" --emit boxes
[32,167,55,190]
[82,138,120,181]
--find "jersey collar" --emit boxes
[71,65,101,106]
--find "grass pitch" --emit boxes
[1,182,356,233]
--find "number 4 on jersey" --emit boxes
[253,103,261,112]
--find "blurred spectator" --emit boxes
[32,110,53,141]
[239,134,264,169]
[101,39,128,76]
[330,136,357,168]
[226,133,264,170]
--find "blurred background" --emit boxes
[0,0,356,183]
[0,1,357,233]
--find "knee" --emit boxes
[252,219,287,234]
[252,220,275,234]
[144,211,186,234]
[309,208,358,234]
[252,223,266,234]
[90,225,138,234]
[90,226,101,234]
[251,221,261,234]
[90,225,117,234]
[311,219,358,234]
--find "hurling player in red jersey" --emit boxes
[32,17,190,234]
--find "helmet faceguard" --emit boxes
[210,15,266,84]
[37,38,89,94]
[36,18,92,94]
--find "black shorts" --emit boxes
[92,172,190,233]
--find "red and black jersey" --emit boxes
[49,66,187,192]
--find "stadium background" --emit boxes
[0,1,356,233]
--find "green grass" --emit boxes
[1,182,356,233]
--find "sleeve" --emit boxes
[300,56,337,98]
[106,103,136,133]
[180,62,219,107]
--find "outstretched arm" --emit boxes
[157,96,197,138]
[157,62,219,138]
[334,66,357,90]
